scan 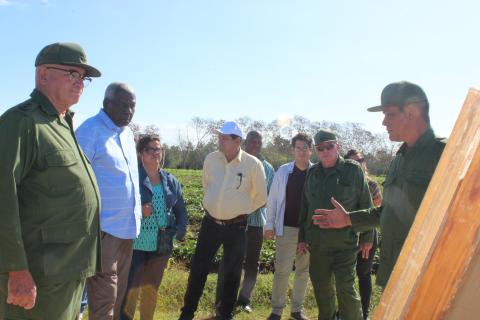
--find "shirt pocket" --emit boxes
[404,170,433,217]
[45,150,81,191]
[232,172,249,192]
[41,221,89,276]
[333,177,357,209]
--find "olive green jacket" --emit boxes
[350,128,446,287]
[298,157,374,249]
[0,90,101,285]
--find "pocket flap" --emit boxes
[45,150,78,166]
[41,222,87,243]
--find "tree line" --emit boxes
[130,116,399,175]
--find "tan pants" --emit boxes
[87,232,133,320]
[271,226,310,316]
[122,250,170,320]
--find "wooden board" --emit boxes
[374,88,480,319]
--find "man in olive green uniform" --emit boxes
[298,130,373,320]
[313,81,446,289]
[0,42,102,320]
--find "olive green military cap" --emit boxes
[368,81,428,112]
[35,42,101,77]
[314,129,337,145]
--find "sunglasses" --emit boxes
[315,143,336,152]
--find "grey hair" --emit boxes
[104,82,135,100]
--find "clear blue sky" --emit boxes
[1,0,479,144]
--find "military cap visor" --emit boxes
[368,81,428,112]
[35,42,101,77]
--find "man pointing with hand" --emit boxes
[313,81,446,290]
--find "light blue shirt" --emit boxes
[247,158,275,227]
[76,109,141,239]
[265,161,313,236]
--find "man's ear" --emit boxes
[37,66,48,83]
[102,98,109,109]
[405,103,423,120]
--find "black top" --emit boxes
[284,164,307,227]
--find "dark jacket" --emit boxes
[138,165,188,241]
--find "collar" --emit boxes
[141,167,169,192]
[219,148,243,163]
[317,156,344,175]
[396,128,435,155]
[287,160,313,173]
[30,89,75,118]
[98,109,125,133]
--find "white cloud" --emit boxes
[40,0,48,5]
[276,114,292,129]
[0,0,12,6]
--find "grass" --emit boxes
[123,265,383,319]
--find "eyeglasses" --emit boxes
[144,147,164,155]
[294,145,311,152]
[315,143,336,152]
[46,66,92,87]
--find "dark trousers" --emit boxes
[356,236,378,319]
[179,216,247,320]
[216,225,263,306]
[120,250,170,320]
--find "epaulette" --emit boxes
[343,158,363,170]
[344,158,360,166]
[18,100,38,112]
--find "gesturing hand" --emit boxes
[7,270,37,310]
[312,197,352,228]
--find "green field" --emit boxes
[123,168,384,319]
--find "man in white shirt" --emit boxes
[264,133,313,320]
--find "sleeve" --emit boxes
[251,160,268,212]
[368,179,383,206]
[75,122,96,161]
[265,170,281,231]
[349,206,382,232]
[202,155,209,191]
[265,162,275,194]
[172,177,188,241]
[0,113,35,272]
[357,167,375,244]
[297,175,309,243]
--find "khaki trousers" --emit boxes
[270,226,310,316]
[87,232,133,320]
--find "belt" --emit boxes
[205,211,248,226]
